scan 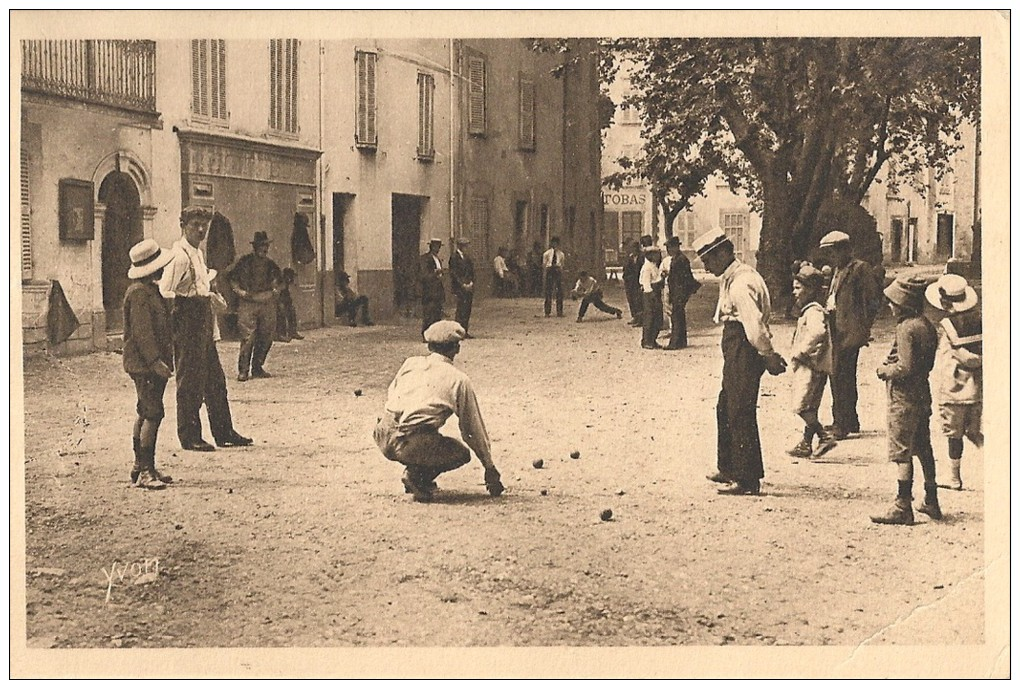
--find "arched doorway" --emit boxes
[99,171,143,332]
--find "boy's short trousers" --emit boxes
[791,366,827,415]
[887,398,933,463]
[131,373,169,421]
[939,402,982,441]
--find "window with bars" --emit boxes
[519,75,535,150]
[621,211,643,248]
[469,197,489,255]
[191,39,227,122]
[721,211,748,261]
[20,146,33,281]
[466,55,486,136]
[356,50,378,148]
[417,72,435,160]
[270,39,299,135]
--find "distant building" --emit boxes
[601,61,976,270]
[18,38,603,352]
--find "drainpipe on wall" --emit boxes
[318,39,326,327]
[449,39,456,244]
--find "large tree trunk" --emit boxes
[756,179,798,316]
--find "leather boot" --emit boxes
[916,483,943,520]
[133,446,166,490]
[130,437,143,484]
[870,496,914,525]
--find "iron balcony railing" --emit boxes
[21,40,157,114]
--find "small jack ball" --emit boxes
[569,451,580,459]
[540,489,548,496]
[600,509,613,521]
[354,389,363,397]
[532,459,544,469]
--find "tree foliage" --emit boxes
[605,37,980,305]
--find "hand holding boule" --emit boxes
[484,467,504,497]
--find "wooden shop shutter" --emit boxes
[356,50,377,147]
[20,147,33,280]
[417,72,435,158]
[467,55,486,136]
[519,75,535,150]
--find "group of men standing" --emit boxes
[419,236,477,340]
[623,234,702,350]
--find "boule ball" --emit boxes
[600,508,613,521]
[353,389,363,397]
[569,450,580,459]
[532,458,544,469]
[540,489,548,496]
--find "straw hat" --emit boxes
[127,239,175,280]
[925,274,978,313]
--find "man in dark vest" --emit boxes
[229,231,283,381]
[449,236,476,338]
[664,236,701,349]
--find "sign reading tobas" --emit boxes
[602,192,647,206]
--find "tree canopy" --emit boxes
[605,37,980,304]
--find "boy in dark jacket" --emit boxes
[871,275,940,525]
[123,240,176,490]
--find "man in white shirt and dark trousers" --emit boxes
[373,320,505,503]
[543,237,566,317]
[694,228,787,495]
[639,246,664,349]
[159,206,252,452]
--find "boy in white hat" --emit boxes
[871,275,940,525]
[925,274,982,490]
[123,239,177,489]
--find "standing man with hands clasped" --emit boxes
[449,236,476,338]
[694,228,786,496]
[159,206,253,452]
[419,237,446,339]
[543,236,566,318]
[229,231,283,381]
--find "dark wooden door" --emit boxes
[99,172,143,332]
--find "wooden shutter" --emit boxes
[211,39,226,120]
[287,39,298,133]
[417,73,434,158]
[20,147,33,281]
[519,76,535,150]
[270,40,280,130]
[356,50,377,146]
[467,55,486,136]
[191,39,209,117]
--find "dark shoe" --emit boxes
[401,470,433,503]
[237,372,250,382]
[576,318,583,323]
[825,425,849,441]
[130,465,143,484]
[362,321,374,327]
[810,435,837,459]
[717,482,760,496]
[641,343,663,350]
[916,500,943,520]
[787,440,813,458]
[276,335,292,343]
[133,469,167,490]
[706,471,731,484]
[183,440,216,452]
[663,345,686,351]
[251,369,273,379]
[348,320,358,327]
[216,432,253,447]
[870,498,914,525]
[464,332,475,339]
[151,468,174,484]
[292,333,305,340]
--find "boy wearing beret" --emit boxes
[871,275,940,525]
[787,264,837,459]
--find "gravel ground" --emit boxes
[15,280,999,675]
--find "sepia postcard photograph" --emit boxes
[9,9,1011,678]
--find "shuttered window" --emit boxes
[355,50,377,148]
[191,39,227,122]
[469,197,489,255]
[467,55,486,136]
[270,39,299,134]
[20,147,33,281]
[417,72,435,159]
[519,75,535,150]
